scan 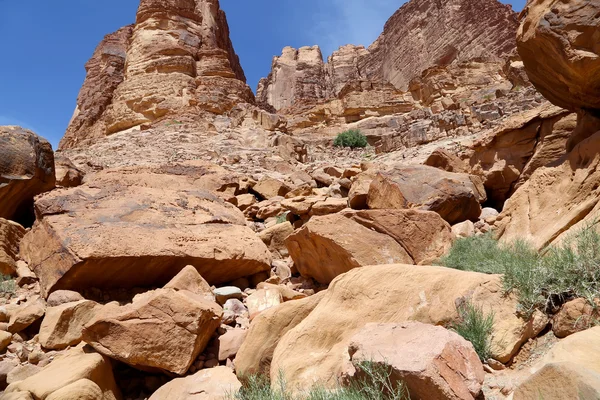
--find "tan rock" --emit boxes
[46,379,104,400]
[15,261,36,287]
[367,165,485,224]
[83,289,222,375]
[310,198,348,216]
[0,126,55,222]
[235,194,257,212]
[553,299,598,338]
[0,359,18,389]
[4,345,121,400]
[496,131,600,249]
[217,328,247,361]
[252,178,291,200]
[341,209,453,265]
[0,392,34,400]
[47,290,85,307]
[540,326,600,372]
[0,330,11,352]
[235,292,325,377]
[8,299,45,334]
[513,362,600,400]
[54,156,84,188]
[6,365,42,386]
[0,219,26,276]
[271,264,536,388]
[256,283,306,302]
[149,366,241,400]
[20,165,272,297]
[246,288,282,320]
[285,214,412,284]
[517,0,600,113]
[452,221,475,238]
[164,265,215,302]
[348,171,376,210]
[39,300,101,350]
[424,148,469,174]
[347,322,484,400]
[258,222,294,259]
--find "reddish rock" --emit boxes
[0,126,55,223]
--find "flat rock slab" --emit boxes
[20,165,272,297]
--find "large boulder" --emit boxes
[513,327,600,399]
[82,288,222,375]
[39,300,101,350]
[496,131,600,249]
[517,0,600,113]
[285,214,412,284]
[0,126,55,224]
[3,345,121,400]
[270,264,539,388]
[149,366,242,400]
[340,209,453,265]
[20,164,272,297]
[367,165,486,225]
[235,292,325,377]
[347,322,484,400]
[0,219,26,276]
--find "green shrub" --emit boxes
[439,225,600,316]
[0,274,15,296]
[233,363,409,400]
[451,302,494,361]
[333,130,368,149]
[275,212,289,225]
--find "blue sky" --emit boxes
[0,0,526,148]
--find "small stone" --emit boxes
[214,287,243,305]
[0,331,11,352]
[204,359,219,368]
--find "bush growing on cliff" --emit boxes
[0,274,15,296]
[440,225,600,316]
[333,129,368,149]
[233,362,410,400]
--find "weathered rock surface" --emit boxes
[467,104,574,207]
[0,219,26,276]
[367,165,485,224]
[347,322,484,400]
[39,300,101,350]
[340,209,453,265]
[3,345,121,400]
[517,0,600,113]
[7,299,45,334]
[514,327,600,400]
[258,0,519,112]
[235,292,325,377]
[553,299,599,338]
[82,288,222,375]
[61,0,254,149]
[149,366,241,400]
[270,264,537,388]
[164,265,215,302]
[54,156,85,187]
[496,131,600,249]
[20,164,272,297]
[285,214,413,283]
[0,126,55,224]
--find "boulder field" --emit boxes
[0,0,599,399]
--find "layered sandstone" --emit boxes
[257,0,519,113]
[61,0,254,150]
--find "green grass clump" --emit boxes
[275,212,289,225]
[333,129,368,149]
[440,225,600,316]
[451,302,494,361]
[0,274,16,296]
[233,363,410,400]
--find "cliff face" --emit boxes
[257,0,519,112]
[60,0,253,150]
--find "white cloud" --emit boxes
[310,0,404,57]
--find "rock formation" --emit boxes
[258,0,519,114]
[60,0,254,150]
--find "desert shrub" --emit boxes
[333,129,368,149]
[233,363,410,400]
[0,274,16,296]
[275,212,290,225]
[451,302,494,361]
[439,225,600,316]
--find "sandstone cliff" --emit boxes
[257,0,519,112]
[60,0,254,150]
